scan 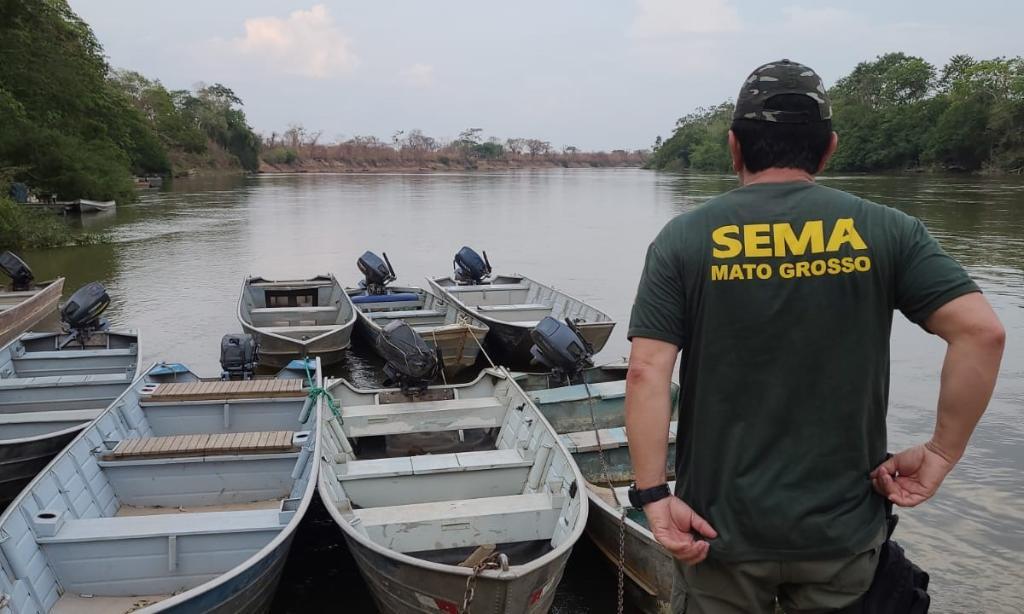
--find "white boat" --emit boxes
[76,200,116,213]
[428,268,615,369]
[318,368,588,613]
[238,274,357,367]
[347,285,489,377]
[0,360,321,613]
[0,330,140,509]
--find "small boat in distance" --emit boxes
[347,251,489,377]
[238,273,356,367]
[318,368,587,613]
[429,247,616,369]
[76,199,115,213]
[0,359,321,613]
[0,251,64,348]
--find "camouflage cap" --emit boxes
[733,59,832,123]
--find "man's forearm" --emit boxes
[930,332,1004,462]
[625,364,673,489]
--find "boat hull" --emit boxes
[485,320,615,370]
[342,535,569,614]
[152,531,296,614]
[0,279,64,348]
[585,493,675,614]
[243,327,350,368]
[0,428,79,510]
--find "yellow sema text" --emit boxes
[710,219,871,281]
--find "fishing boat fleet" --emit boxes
[0,246,680,614]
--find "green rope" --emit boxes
[299,359,342,424]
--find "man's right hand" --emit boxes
[643,495,718,565]
[870,442,957,507]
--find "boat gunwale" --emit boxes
[237,273,357,347]
[318,367,589,580]
[0,329,143,446]
[425,273,616,331]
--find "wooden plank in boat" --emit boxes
[146,379,305,402]
[109,430,297,459]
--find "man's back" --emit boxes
[629,181,979,561]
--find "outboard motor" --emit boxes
[453,246,492,285]
[357,251,396,295]
[60,282,110,345]
[530,316,594,378]
[220,334,259,380]
[0,251,34,291]
[376,320,439,393]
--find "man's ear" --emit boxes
[728,130,743,174]
[817,131,839,174]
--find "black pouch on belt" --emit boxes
[846,500,931,614]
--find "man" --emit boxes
[624,59,1005,613]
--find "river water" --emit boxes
[23,169,1024,613]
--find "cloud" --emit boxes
[399,63,435,88]
[630,0,741,38]
[223,5,357,79]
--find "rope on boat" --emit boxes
[430,328,448,386]
[466,327,496,370]
[583,379,627,614]
[299,358,342,424]
[460,551,508,614]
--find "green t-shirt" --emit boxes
[628,181,979,562]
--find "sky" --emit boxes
[71,0,1022,151]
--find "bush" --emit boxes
[0,196,77,248]
[262,148,299,165]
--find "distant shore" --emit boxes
[257,158,645,174]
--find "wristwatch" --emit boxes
[627,482,672,508]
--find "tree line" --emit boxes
[646,53,1024,174]
[263,126,648,169]
[0,0,260,205]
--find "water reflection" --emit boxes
[21,169,1024,613]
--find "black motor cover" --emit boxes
[0,251,34,291]
[220,334,259,379]
[357,251,396,295]
[453,246,491,285]
[530,316,594,375]
[61,282,110,330]
[376,320,438,391]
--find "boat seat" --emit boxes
[353,493,560,553]
[342,396,505,438]
[36,508,283,544]
[475,303,550,313]
[0,372,129,389]
[445,284,529,293]
[366,309,445,319]
[107,431,298,460]
[560,421,678,453]
[143,379,305,402]
[337,448,531,480]
[258,325,339,334]
[250,306,337,315]
[0,408,103,424]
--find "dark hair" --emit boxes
[730,94,833,174]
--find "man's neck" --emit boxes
[739,167,816,186]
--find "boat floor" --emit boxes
[408,539,553,566]
[354,428,498,459]
[52,593,171,614]
[115,498,281,517]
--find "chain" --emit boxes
[583,379,626,614]
[460,552,504,613]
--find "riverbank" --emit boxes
[258,157,644,174]
[0,197,106,249]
